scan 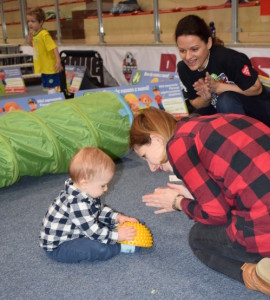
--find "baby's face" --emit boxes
[82,170,114,199]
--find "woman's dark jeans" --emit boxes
[194,91,270,127]
[189,223,263,282]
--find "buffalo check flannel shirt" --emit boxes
[167,114,270,256]
[39,178,119,251]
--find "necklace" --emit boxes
[197,53,210,72]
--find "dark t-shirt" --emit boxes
[177,46,258,102]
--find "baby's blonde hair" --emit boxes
[68,147,115,184]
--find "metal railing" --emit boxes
[0,0,7,43]
[0,0,243,46]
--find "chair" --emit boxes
[59,50,104,98]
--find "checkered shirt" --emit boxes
[167,114,270,256]
[39,178,119,251]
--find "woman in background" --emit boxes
[176,15,270,126]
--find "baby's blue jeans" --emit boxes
[45,238,121,263]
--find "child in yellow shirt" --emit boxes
[27,7,63,94]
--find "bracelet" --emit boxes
[172,194,182,211]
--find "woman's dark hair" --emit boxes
[175,15,224,47]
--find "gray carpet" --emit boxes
[0,151,268,300]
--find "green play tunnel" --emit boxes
[0,91,133,188]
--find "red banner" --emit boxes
[261,0,270,15]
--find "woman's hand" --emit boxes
[205,72,219,94]
[142,187,182,214]
[117,214,138,225]
[142,183,194,214]
[193,78,211,101]
[167,183,194,200]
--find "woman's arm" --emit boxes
[167,136,231,225]
[191,73,262,110]
[205,72,262,96]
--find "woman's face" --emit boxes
[176,35,212,71]
[134,135,173,173]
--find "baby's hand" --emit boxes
[117,214,138,224]
[117,225,137,242]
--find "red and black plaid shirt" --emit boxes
[167,114,270,256]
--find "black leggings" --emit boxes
[188,223,263,282]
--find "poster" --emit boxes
[130,70,181,86]
[130,70,188,119]
[0,93,65,115]
[66,66,86,93]
[75,71,188,120]
[0,67,26,95]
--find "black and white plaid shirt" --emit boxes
[39,178,119,251]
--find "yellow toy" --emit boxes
[118,222,153,248]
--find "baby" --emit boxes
[40,147,138,263]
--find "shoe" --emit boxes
[241,262,270,295]
[256,258,270,283]
[48,88,57,94]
